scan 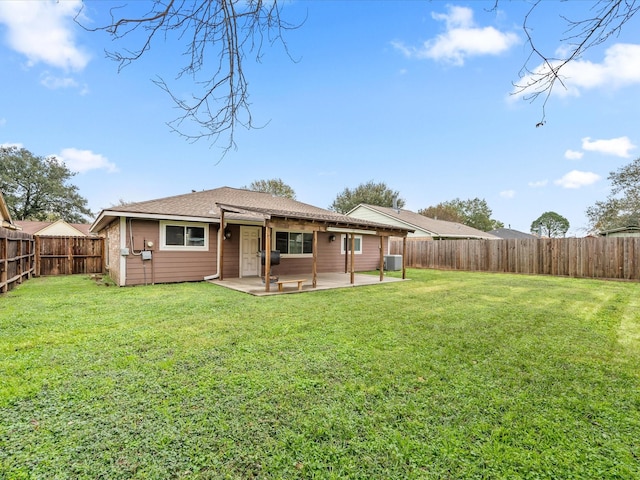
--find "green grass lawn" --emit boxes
[1,270,639,479]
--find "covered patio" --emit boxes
[209,272,407,296]
[217,203,413,293]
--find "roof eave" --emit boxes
[90,210,220,233]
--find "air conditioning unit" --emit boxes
[384,255,402,271]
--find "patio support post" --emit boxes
[350,233,355,284]
[264,225,271,292]
[402,236,407,279]
[219,209,225,281]
[312,230,318,288]
[379,235,384,281]
[344,234,348,274]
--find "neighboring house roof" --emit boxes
[347,204,498,240]
[15,219,92,236]
[0,191,18,230]
[488,228,537,240]
[598,225,640,237]
[91,187,413,235]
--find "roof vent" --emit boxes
[392,197,400,214]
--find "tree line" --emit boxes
[2,146,639,236]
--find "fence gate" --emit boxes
[35,236,105,276]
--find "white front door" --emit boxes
[240,226,261,277]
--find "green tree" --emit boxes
[419,198,503,231]
[586,157,640,232]
[244,178,296,199]
[0,146,92,222]
[418,204,464,223]
[530,211,570,237]
[329,181,404,214]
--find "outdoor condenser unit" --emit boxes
[384,255,402,271]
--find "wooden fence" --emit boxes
[0,227,35,293]
[390,237,640,281]
[35,236,105,276]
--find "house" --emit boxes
[488,227,538,240]
[346,204,498,241]
[598,225,640,238]
[89,187,412,289]
[15,219,93,237]
[0,192,19,230]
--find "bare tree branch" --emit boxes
[509,0,639,125]
[76,1,300,157]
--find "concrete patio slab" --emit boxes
[209,272,406,296]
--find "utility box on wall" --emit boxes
[384,255,402,271]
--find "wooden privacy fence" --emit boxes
[390,237,640,281]
[35,236,105,276]
[0,227,35,293]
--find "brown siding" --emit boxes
[353,234,388,271]
[221,224,240,279]
[100,220,392,286]
[269,232,387,277]
[123,220,219,286]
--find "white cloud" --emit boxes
[564,149,584,160]
[1,142,22,149]
[500,190,515,199]
[513,43,640,98]
[582,136,636,158]
[0,0,89,71]
[554,170,600,189]
[40,73,79,90]
[528,180,548,188]
[58,148,118,173]
[392,5,519,66]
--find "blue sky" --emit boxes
[2,1,640,235]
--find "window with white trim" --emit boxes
[275,231,313,256]
[341,234,362,254]
[160,221,208,251]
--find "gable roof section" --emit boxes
[15,220,91,236]
[598,225,640,236]
[348,204,498,239]
[488,228,537,239]
[91,187,413,235]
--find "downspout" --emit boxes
[119,217,127,286]
[204,222,223,280]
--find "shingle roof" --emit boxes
[14,220,92,236]
[598,225,640,236]
[488,228,538,239]
[352,204,498,239]
[92,187,412,234]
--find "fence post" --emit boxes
[35,235,41,276]
[17,236,23,284]
[0,236,7,293]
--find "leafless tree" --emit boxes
[76,0,299,156]
[504,0,640,125]
[79,1,638,146]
